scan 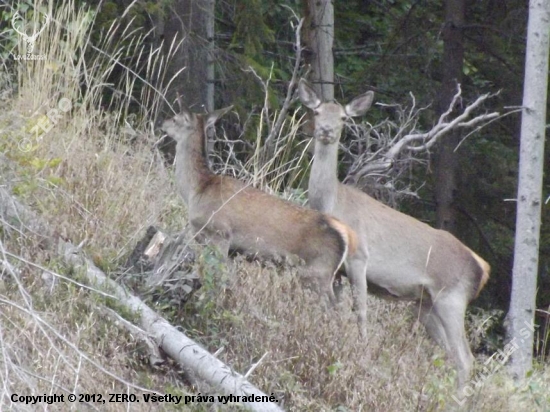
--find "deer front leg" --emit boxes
[190,218,231,258]
[346,257,368,339]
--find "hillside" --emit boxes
[0,1,549,411]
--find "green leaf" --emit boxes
[327,361,343,375]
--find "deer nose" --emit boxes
[316,127,333,138]
[316,133,335,144]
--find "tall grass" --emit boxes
[3,0,182,257]
[0,1,548,411]
[211,108,311,203]
[0,2,187,409]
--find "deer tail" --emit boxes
[470,249,491,298]
[326,216,357,272]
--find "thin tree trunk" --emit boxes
[302,0,335,180]
[434,0,464,233]
[507,0,550,381]
[302,0,334,100]
[163,0,212,110]
[204,0,216,156]
[157,0,215,163]
[205,0,215,113]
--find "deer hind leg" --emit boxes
[346,257,368,339]
[300,257,340,307]
[431,293,474,389]
[332,270,345,304]
[414,301,450,350]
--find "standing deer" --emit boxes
[298,79,490,388]
[161,103,357,305]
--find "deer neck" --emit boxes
[174,117,213,204]
[309,139,339,213]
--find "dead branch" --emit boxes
[64,246,284,411]
[346,85,501,183]
[0,242,154,395]
[100,306,165,367]
[245,14,304,166]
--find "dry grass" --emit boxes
[0,248,183,412]
[190,259,440,411]
[0,1,187,410]
[177,255,550,412]
[2,0,181,259]
[0,1,548,411]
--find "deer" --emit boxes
[160,102,358,306]
[298,78,491,388]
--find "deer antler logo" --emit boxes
[11,11,50,54]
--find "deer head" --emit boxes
[11,11,50,54]
[161,102,233,144]
[298,79,374,145]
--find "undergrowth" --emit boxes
[0,1,548,412]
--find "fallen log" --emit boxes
[0,182,284,412]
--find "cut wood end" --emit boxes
[144,231,168,260]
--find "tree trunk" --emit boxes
[434,0,464,233]
[204,0,215,113]
[162,0,214,110]
[302,0,335,175]
[156,0,216,163]
[507,0,549,381]
[302,0,334,100]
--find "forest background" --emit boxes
[94,0,549,315]
[0,0,549,411]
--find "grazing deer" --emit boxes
[161,103,357,305]
[298,79,490,387]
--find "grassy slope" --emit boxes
[0,1,548,411]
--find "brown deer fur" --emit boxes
[161,105,357,304]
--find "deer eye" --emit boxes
[313,110,320,116]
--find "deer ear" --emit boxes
[345,91,374,117]
[176,95,191,116]
[206,105,233,129]
[298,79,322,109]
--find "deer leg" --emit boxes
[413,302,450,351]
[208,236,231,258]
[431,293,474,389]
[191,219,231,258]
[346,257,368,339]
[301,258,339,307]
[332,270,345,304]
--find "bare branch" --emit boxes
[263,17,305,152]
[346,85,502,184]
[244,352,270,379]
